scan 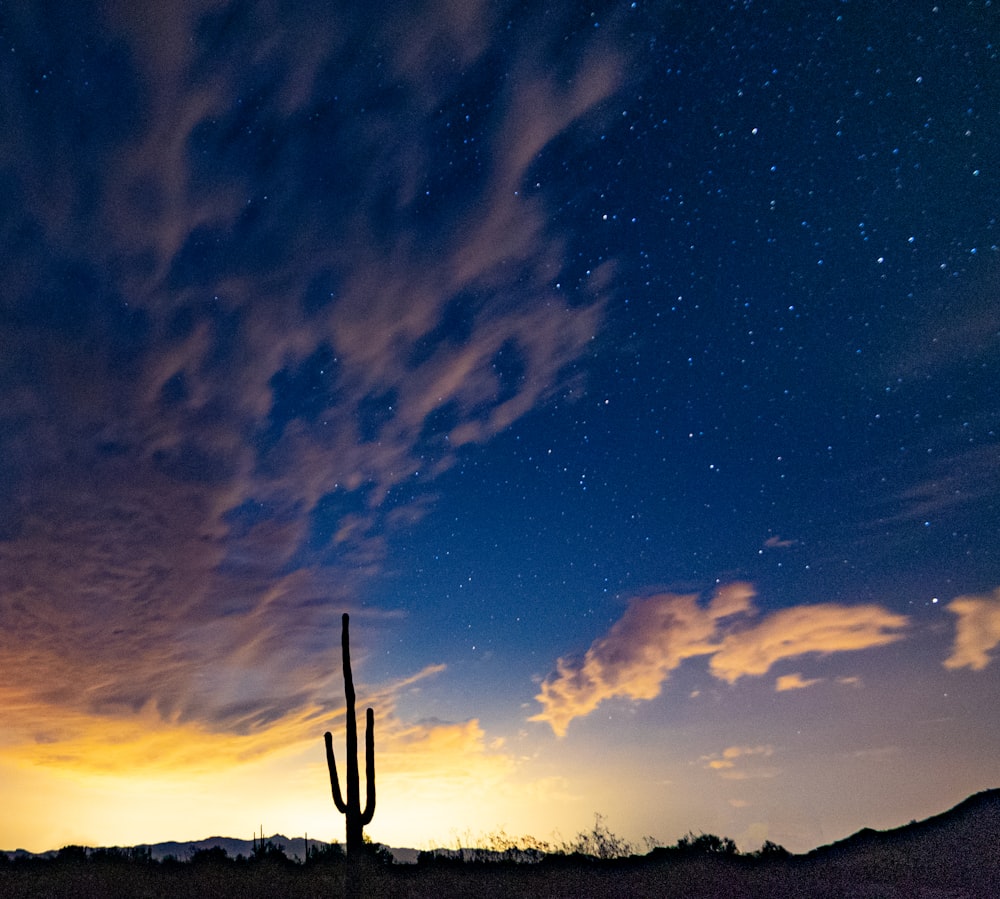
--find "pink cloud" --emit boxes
[530,584,755,737]
[944,588,1000,671]
[709,604,908,684]
[532,585,909,736]
[775,673,823,692]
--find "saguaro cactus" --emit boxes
[324,613,375,859]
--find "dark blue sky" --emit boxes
[1,0,998,853]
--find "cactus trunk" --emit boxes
[324,613,375,861]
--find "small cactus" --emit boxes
[324,613,375,859]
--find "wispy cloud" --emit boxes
[708,603,908,684]
[871,446,1000,526]
[774,673,822,691]
[701,744,774,770]
[0,655,541,847]
[700,745,779,780]
[532,584,908,736]
[529,584,756,737]
[0,0,621,755]
[943,587,1000,671]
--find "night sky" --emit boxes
[2,0,998,855]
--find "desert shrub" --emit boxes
[483,828,551,863]
[363,841,394,866]
[417,849,465,867]
[561,813,634,859]
[250,839,291,865]
[190,846,230,865]
[306,841,345,865]
[89,845,153,866]
[676,832,739,857]
[55,845,89,864]
[751,840,790,860]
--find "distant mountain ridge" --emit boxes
[4,834,421,865]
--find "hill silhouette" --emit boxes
[793,788,1000,897]
[808,788,1000,858]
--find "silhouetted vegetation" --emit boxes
[324,613,376,861]
[750,839,792,861]
[562,812,636,859]
[676,830,739,857]
[251,838,292,865]
[2,790,997,897]
[190,845,230,866]
[89,845,154,866]
[324,613,378,898]
[305,841,345,865]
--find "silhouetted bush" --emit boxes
[417,849,464,867]
[250,839,290,865]
[88,845,153,865]
[362,840,394,866]
[751,839,790,861]
[561,813,635,859]
[190,845,230,865]
[306,841,345,865]
[55,845,89,864]
[676,831,739,856]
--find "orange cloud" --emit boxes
[532,585,909,736]
[0,675,531,853]
[709,604,908,684]
[775,673,823,691]
[0,661,449,777]
[0,648,571,850]
[943,587,1000,670]
[701,745,778,780]
[530,584,755,737]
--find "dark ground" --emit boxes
[0,851,996,899]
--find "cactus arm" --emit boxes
[361,708,375,826]
[324,730,348,814]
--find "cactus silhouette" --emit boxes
[324,613,375,860]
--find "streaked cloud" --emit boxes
[529,583,756,737]
[708,604,908,684]
[775,673,823,692]
[774,673,862,691]
[0,661,447,775]
[0,0,619,757]
[0,676,527,852]
[701,745,778,780]
[943,587,1000,671]
[532,585,909,736]
[850,746,900,761]
[701,744,773,770]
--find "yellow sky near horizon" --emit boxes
[2,586,998,855]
